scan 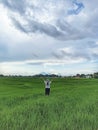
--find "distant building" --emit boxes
[85,75,92,79]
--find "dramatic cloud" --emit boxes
[0,0,89,40]
[1,0,98,41]
[52,42,98,61]
[0,0,98,75]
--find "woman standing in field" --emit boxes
[44,79,52,95]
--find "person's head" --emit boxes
[46,79,49,81]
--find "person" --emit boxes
[44,79,52,95]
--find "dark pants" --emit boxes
[45,88,50,95]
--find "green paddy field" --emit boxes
[0,77,98,130]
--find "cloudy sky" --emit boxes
[0,0,98,76]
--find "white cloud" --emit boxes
[0,0,86,40]
[0,0,98,75]
[0,58,96,75]
[0,0,98,40]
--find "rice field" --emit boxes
[0,77,98,130]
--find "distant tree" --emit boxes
[76,74,81,77]
[80,74,86,78]
[0,74,4,77]
[93,72,98,78]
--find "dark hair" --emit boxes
[47,81,49,85]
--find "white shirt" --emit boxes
[44,80,51,88]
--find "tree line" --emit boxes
[0,72,98,78]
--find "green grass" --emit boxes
[0,77,98,130]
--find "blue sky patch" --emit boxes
[68,0,84,15]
